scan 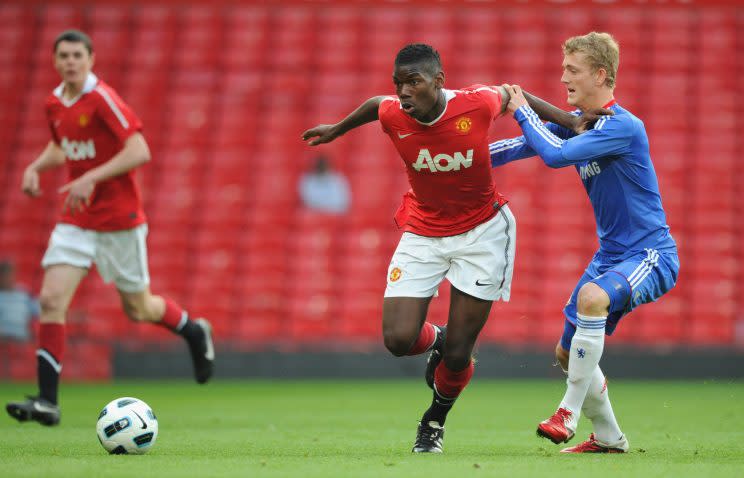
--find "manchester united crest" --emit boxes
[79,114,90,127]
[455,116,472,134]
[389,267,402,282]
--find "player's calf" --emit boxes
[120,293,162,323]
[385,321,438,357]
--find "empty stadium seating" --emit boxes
[1,2,740,382]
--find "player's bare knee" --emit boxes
[39,294,58,314]
[39,290,65,316]
[382,330,412,357]
[383,338,409,357]
[577,283,610,316]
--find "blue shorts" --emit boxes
[560,248,679,351]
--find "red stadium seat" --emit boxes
[1,3,737,352]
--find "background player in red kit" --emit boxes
[305,44,517,453]
[6,30,214,426]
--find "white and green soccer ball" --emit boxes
[96,397,158,454]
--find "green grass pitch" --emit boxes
[1,379,742,477]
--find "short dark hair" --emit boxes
[395,43,442,75]
[54,29,94,55]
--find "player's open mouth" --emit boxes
[401,102,415,114]
[567,88,576,94]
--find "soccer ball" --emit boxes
[96,397,158,454]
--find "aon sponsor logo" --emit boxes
[412,148,473,172]
[61,137,96,161]
[579,161,601,180]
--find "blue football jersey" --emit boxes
[489,102,676,257]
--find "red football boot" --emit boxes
[537,407,576,444]
[561,433,629,453]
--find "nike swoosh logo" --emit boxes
[133,411,148,429]
[397,132,414,139]
[475,280,493,286]
[33,402,57,414]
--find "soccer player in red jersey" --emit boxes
[303,44,590,453]
[6,30,214,426]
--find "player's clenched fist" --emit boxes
[302,124,341,146]
[21,167,41,197]
[504,85,528,113]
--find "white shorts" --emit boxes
[384,205,516,301]
[41,223,150,293]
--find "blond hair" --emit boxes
[563,32,619,88]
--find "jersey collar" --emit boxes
[415,89,456,126]
[54,72,99,107]
[603,98,617,108]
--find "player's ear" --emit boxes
[594,67,607,87]
[435,70,445,88]
[90,52,96,68]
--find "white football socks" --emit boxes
[582,366,624,445]
[560,313,606,422]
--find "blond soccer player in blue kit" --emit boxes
[490,32,679,453]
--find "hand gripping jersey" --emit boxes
[378,85,508,237]
[490,101,676,257]
[45,73,146,231]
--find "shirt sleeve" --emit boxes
[490,123,575,167]
[513,105,632,168]
[489,136,533,167]
[474,85,503,120]
[378,97,396,135]
[45,104,61,145]
[94,86,143,143]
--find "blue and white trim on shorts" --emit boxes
[627,248,659,289]
[560,246,679,350]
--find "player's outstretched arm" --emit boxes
[21,141,66,197]
[489,136,536,168]
[302,96,386,146]
[505,85,631,168]
[490,86,575,168]
[523,91,612,134]
[59,133,150,214]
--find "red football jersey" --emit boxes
[46,73,146,231]
[379,85,508,237]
